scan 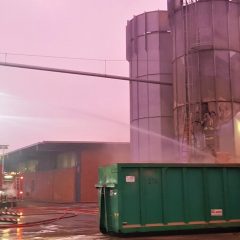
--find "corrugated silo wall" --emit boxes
[168,0,240,159]
[126,11,174,162]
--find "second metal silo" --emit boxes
[168,0,240,161]
[126,11,174,162]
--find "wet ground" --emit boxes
[1,201,240,239]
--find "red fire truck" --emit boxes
[0,172,24,207]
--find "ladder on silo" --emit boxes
[181,0,198,161]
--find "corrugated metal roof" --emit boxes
[5,141,130,162]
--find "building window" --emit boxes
[19,160,38,172]
[57,152,76,169]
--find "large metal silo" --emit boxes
[126,11,174,162]
[168,0,240,160]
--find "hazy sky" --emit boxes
[0,0,167,151]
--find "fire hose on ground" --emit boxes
[0,207,98,229]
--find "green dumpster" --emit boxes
[96,163,240,234]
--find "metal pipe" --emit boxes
[0,62,172,86]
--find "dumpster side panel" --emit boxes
[121,167,141,225]
[97,165,120,233]
[165,168,184,223]
[207,168,225,220]
[227,168,240,219]
[141,168,163,224]
[186,168,205,221]
[99,164,240,234]
[107,188,119,231]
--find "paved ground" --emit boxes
[1,201,240,239]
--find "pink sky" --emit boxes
[0,0,167,151]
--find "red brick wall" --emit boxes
[39,172,54,201]
[53,168,75,202]
[23,168,75,203]
[22,143,130,203]
[80,144,130,202]
[23,172,52,201]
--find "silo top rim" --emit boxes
[127,10,168,22]
[168,0,240,15]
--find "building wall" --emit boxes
[24,171,53,201]
[79,144,130,202]
[24,167,75,203]
[22,143,130,203]
[52,168,75,202]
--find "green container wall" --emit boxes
[96,163,240,234]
